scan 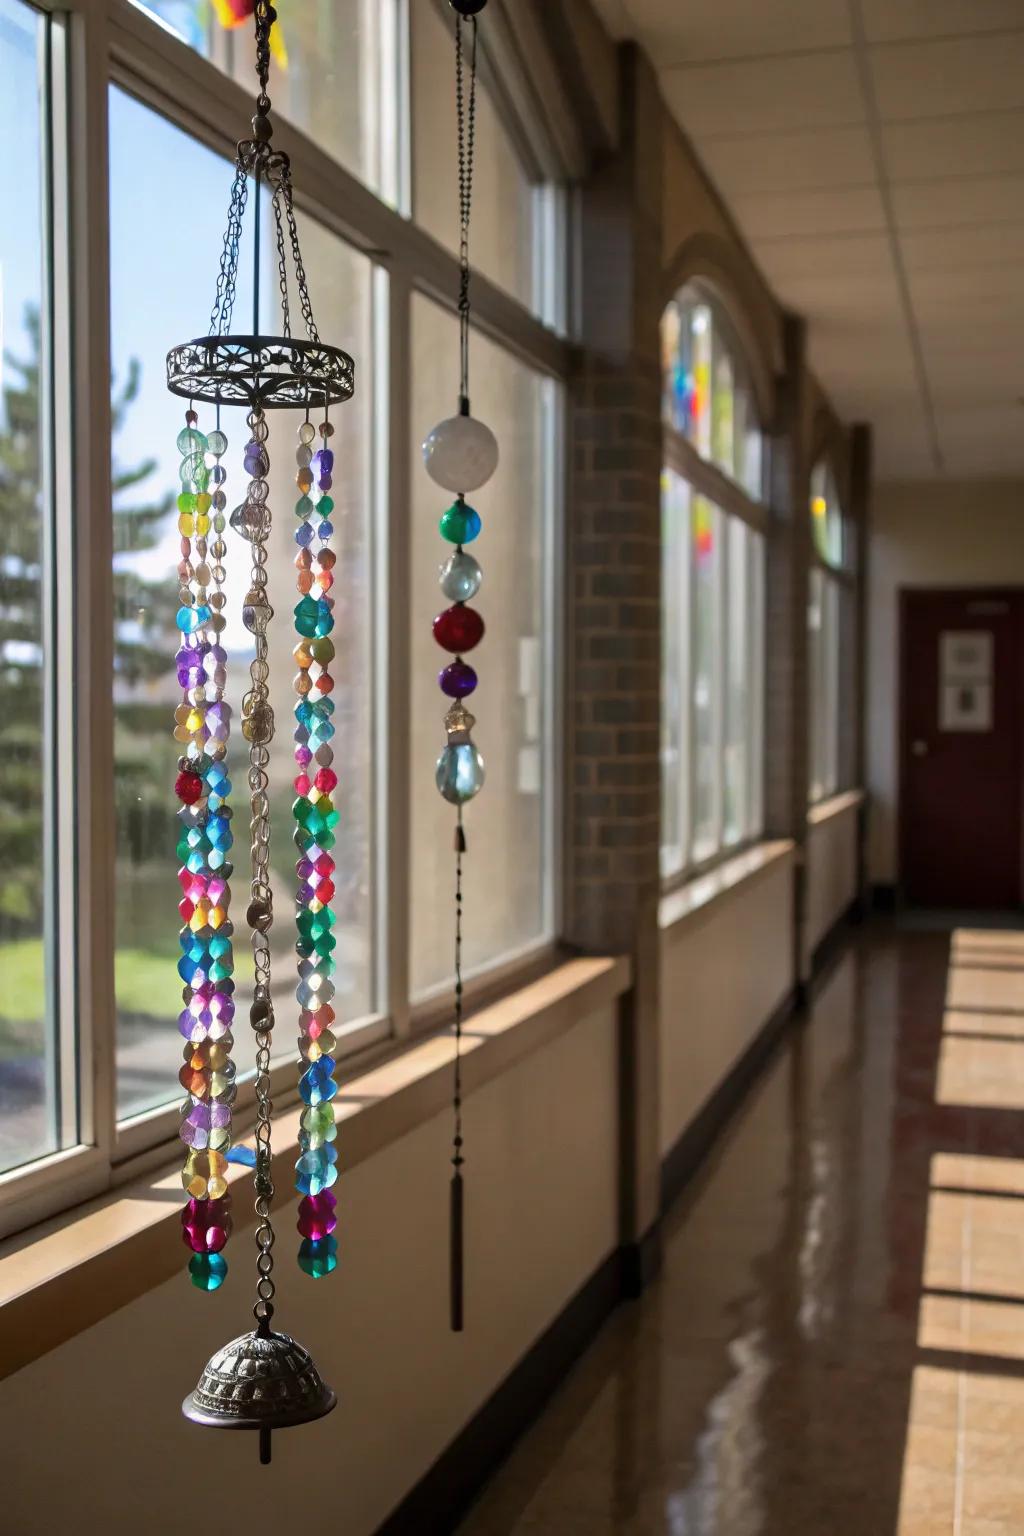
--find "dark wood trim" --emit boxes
[872,882,899,913]
[375,1248,625,1536]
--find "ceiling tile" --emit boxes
[732,185,885,240]
[756,232,894,285]
[891,174,1024,230]
[862,0,1024,43]
[908,263,1024,306]
[900,221,1024,270]
[623,0,850,62]
[884,113,1024,181]
[932,407,1024,476]
[870,34,1024,121]
[699,126,875,195]
[661,52,864,138]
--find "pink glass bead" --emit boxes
[181,1195,232,1253]
[297,1191,337,1241]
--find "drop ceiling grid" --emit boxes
[591,0,1024,477]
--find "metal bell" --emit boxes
[182,1327,336,1463]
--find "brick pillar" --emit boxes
[765,316,812,987]
[564,43,663,1285]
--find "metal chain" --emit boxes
[455,16,478,403]
[452,806,465,1179]
[240,406,277,1332]
[254,0,275,114]
[209,164,249,338]
[271,184,292,339]
[281,178,321,345]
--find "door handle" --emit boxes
[912,740,928,757]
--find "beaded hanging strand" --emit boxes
[422,0,497,1334]
[292,400,340,1277]
[175,408,237,1290]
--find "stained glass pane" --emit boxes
[691,496,721,861]
[660,469,691,877]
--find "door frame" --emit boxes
[897,585,1024,908]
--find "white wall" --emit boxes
[659,855,795,1157]
[868,479,1024,884]
[806,800,860,958]
[0,1004,619,1535]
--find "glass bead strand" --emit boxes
[292,412,340,1278]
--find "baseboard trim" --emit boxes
[871,882,898,913]
[659,984,798,1214]
[376,1247,625,1535]
[810,898,860,975]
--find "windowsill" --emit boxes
[0,954,630,1381]
[658,838,796,935]
[808,787,865,828]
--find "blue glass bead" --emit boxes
[436,742,486,805]
[318,521,334,539]
[177,605,199,633]
[296,522,315,547]
[189,1252,227,1290]
[295,1146,339,1197]
[298,1235,338,1279]
[177,427,208,456]
[299,1060,338,1107]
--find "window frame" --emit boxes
[659,283,769,893]
[0,0,571,1238]
[807,455,854,807]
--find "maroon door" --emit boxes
[900,590,1024,908]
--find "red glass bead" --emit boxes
[294,774,311,795]
[319,548,337,571]
[433,604,485,654]
[315,767,338,793]
[316,878,336,905]
[175,770,204,805]
[315,854,335,876]
[316,673,335,695]
[181,1195,232,1253]
[297,1192,338,1241]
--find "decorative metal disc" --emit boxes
[167,334,355,410]
[182,1328,337,1431]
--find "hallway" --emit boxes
[459,924,1024,1536]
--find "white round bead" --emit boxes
[422,414,499,494]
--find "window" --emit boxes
[0,0,568,1228]
[110,87,378,1128]
[0,0,74,1177]
[411,0,563,323]
[808,459,848,803]
[132,0,405,203]
[660,286,767,881]
[409,297,557,999]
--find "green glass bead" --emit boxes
[295,495,315,520]
[177,427,209,456]
[318,495,335,516]
[439,501,482,545]
[189,1252,227,1290]
[300,1104,337,1147]
[294,596,320,637]
[177,491,198,515]
[309,637,335,666]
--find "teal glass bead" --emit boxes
[177,427,209,456]
[296,1146,339,1196]
[439,500,481,545]
[207,428,228,457]
[189,1251,227,1290]
[436,742,486,805]
[295,495,315,520]
[298,1236,338,1279]
[294,595,320,637]
[318,495,335,517]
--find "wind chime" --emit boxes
[421,0,497,1333]
[166,0,350,1461]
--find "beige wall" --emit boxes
[806,801,859,958]
[658,855,795,1158]
[0,1003,619,1535]
[867,479,1024,884]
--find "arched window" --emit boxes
[808,458,850,802]
[660,285,768,881]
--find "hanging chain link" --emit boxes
[452,807,465,1180]
[240,406,278,1332]
[271,184,292,340]
[455,15,478,404]
[209,164,249,338]
[281,177,321,345]
[253,0,275,114]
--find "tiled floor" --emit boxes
[458,922,1024,1535]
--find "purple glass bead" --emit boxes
[297,1190,338,1241]
[296,746,313,766]
[318,474,333,493]
[312,448,334,476]
[439,660,479,698]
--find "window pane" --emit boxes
[410,298,552,998]
[110,89,375,1121]
[0,0,68,1174]
[749,530,766,836]
[660,470,690,877]
[711,340,734,477]
[723,518,749,847]
[688,304,713,459]
[691,496,721,862]
[133,0,398,198]
[412,1,540,313]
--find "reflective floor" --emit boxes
[459,922,1024,1535]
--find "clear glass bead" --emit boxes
[439,550,483,602]
[436,741,485,804]
[422,414,499,494]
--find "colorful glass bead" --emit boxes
[181,1195,232,1253]
[439,660,479,698]
[297,1236,338,1279]
[297,1191,338,1240]
[189,1252,228,1291]
[439,500,481,545]
[433,604,485,653]
[175,769,204,804]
